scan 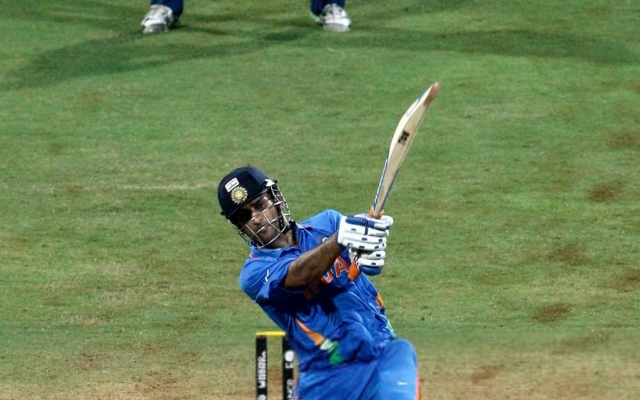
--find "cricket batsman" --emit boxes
[217,166,420,399]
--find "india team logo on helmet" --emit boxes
[231,186,248,204]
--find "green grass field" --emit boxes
[1,0,639,398]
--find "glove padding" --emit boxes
[336,215,391,251]
[349,248,386,276]
[354,214,394,231]
[347,214,393,276]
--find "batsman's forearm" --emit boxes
[284,233,343,288]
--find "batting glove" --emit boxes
[349,248,386,276]
[336,215,390,251]
[354,214,394,232]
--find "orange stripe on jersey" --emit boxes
[295,319,326,346]
[376,292,385,310]
[415,370,421,400]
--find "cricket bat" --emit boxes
[348,82,441,280]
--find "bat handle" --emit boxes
[347,207,380,280]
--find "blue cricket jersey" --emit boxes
[238,209,396,372]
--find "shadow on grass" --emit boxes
[3,1,638,91]
[533,302,571,324]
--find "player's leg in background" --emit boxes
[150,0,184,17]
[141,0,184,34]
[310,0,351,32]
[373,339,420,400]
[310,0,346,16]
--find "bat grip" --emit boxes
[347,207,381,280]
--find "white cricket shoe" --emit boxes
[318,4,351,33]
[141,5,177,35]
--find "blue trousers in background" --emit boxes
[150,0,347,18]
[150,0,184,17]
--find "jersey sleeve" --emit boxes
[312,209,342,232]
[239,249,301,304]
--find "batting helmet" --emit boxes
[217,166,276,221]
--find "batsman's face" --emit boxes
[234,195,280,244]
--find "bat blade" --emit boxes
[372,82,440,217]
[348,82,440,280]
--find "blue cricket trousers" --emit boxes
[297,339,420,400]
